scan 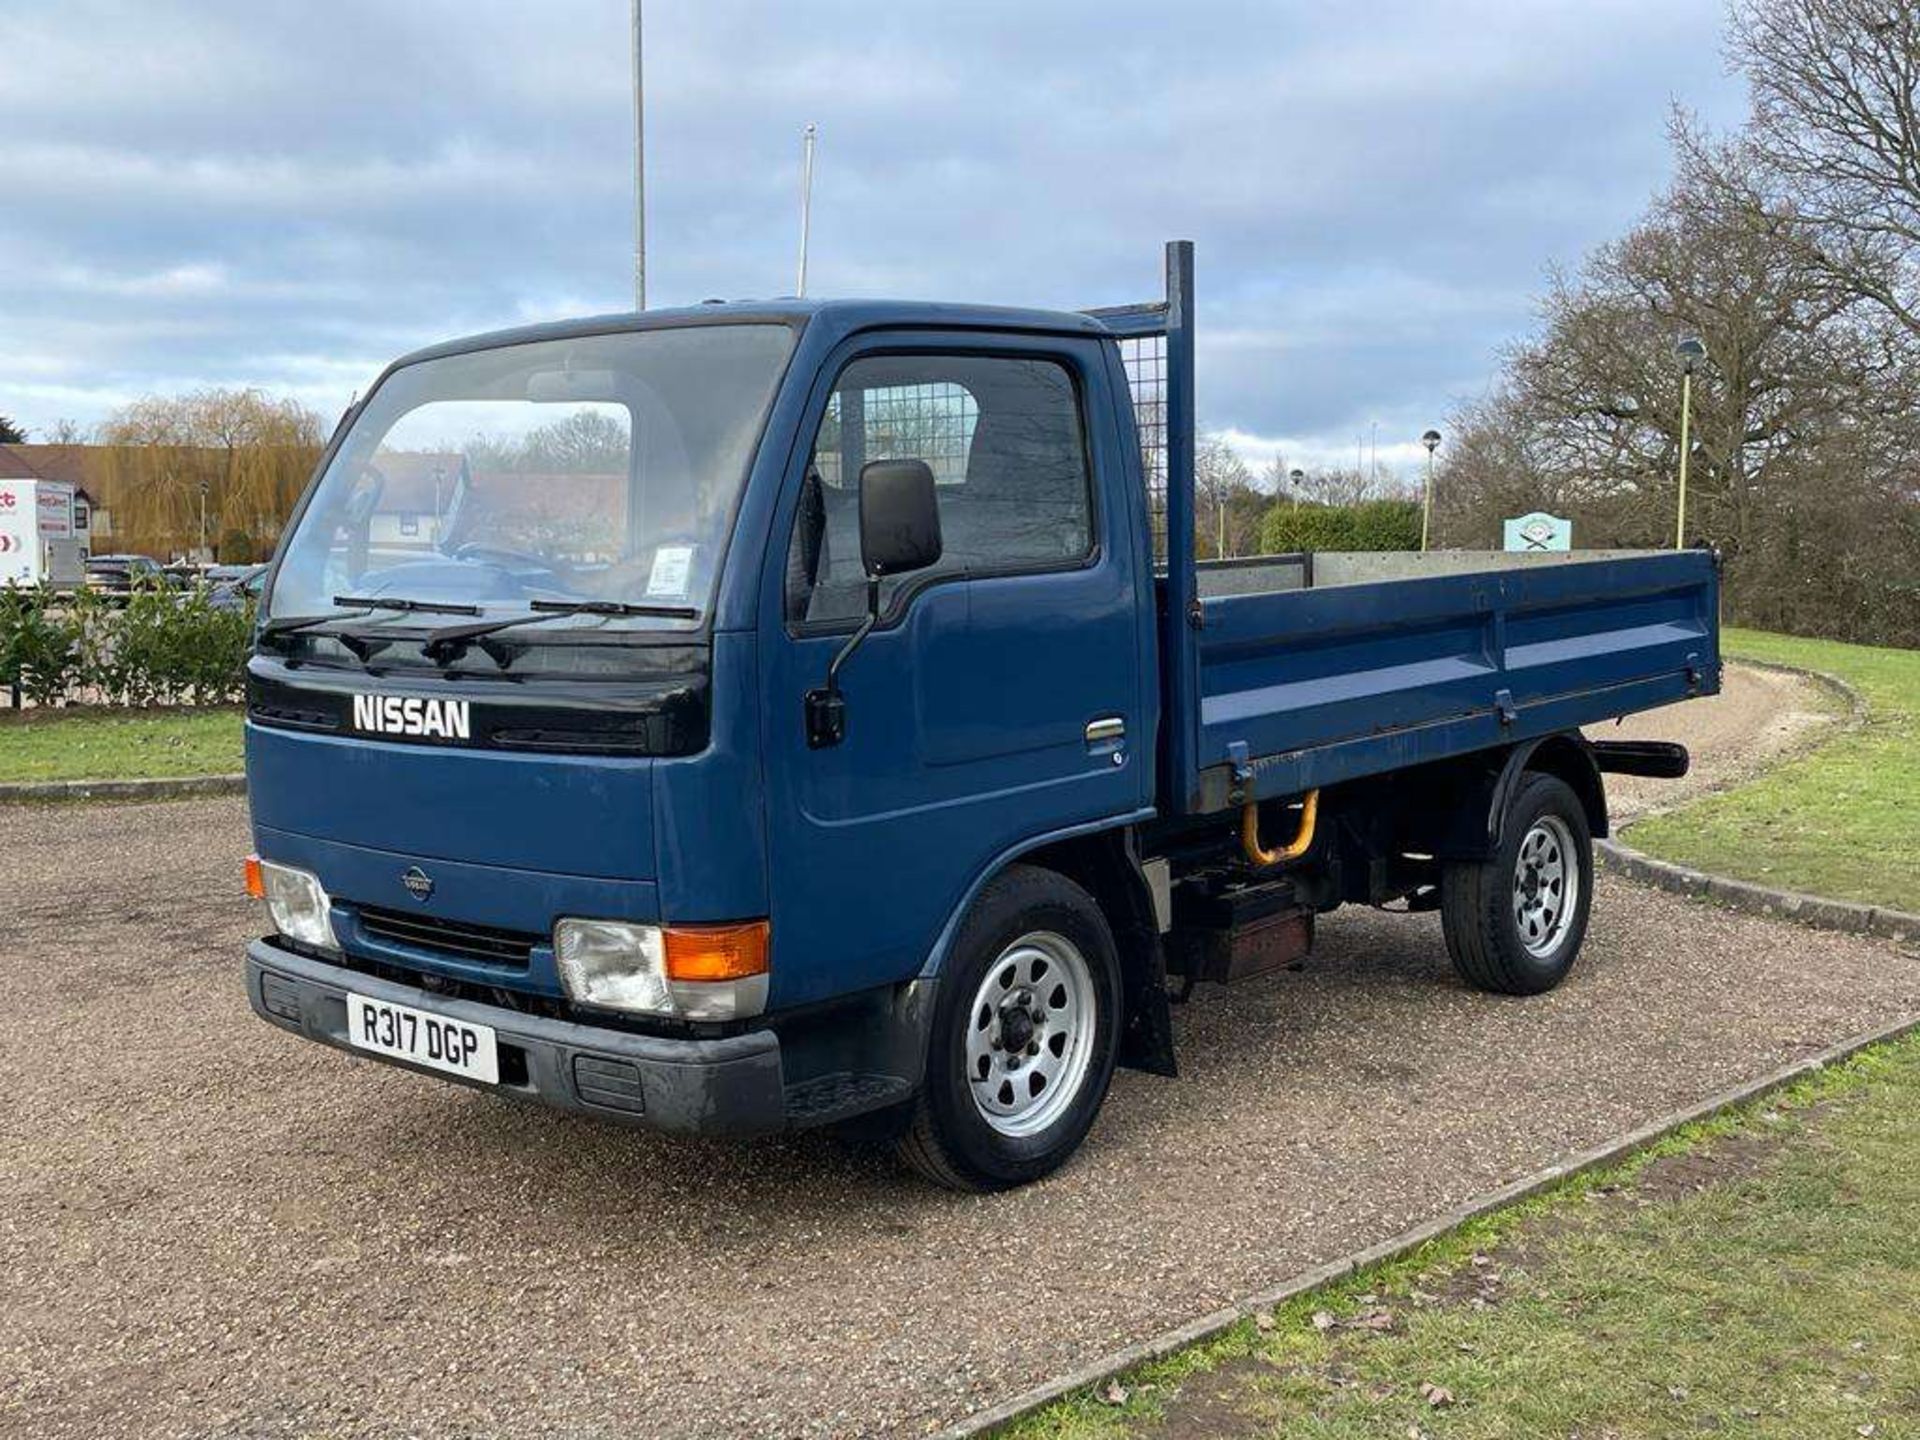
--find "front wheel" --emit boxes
[895,865,1121,1191]
[1441,772,1594,995]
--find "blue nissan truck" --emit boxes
[244,243,1718,1190]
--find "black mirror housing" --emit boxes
[858,459,942,577]
[805,458,943,750]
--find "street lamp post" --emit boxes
[1419,428,1441,552]
[1674,336,1706,549]
[632,0,645,311]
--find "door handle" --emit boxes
[1085,716,1126,745]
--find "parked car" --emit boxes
[242,242,1719,1191]
[209,563,269,612]
[84,553,167,595]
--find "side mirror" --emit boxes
[858,458,942,578]
[804,457,943,749]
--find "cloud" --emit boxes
[0,0,1747,450]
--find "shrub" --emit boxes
[1,579,251,708]
[99,582,252,706]
[0,585,81,706]
[1259,499,1423,554]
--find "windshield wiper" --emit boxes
[419,600,700,667]
[260,597,482,657]
[332,595,484,617]
[528,599,700,619]
[259,608,372,641]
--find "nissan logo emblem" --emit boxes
[401,866,434,901]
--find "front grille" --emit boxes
[356,905,541,967]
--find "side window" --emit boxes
[785,353,1093,624]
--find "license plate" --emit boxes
[346,992,499,1085]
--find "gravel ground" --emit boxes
[3,673,1909,1440]
[1590,661,1839,824]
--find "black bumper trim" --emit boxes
[247,940,786,1135]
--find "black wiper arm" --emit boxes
[419,610,569,661]
[259,619,396,662]
[332,594,483,617]
[418,600,699,667]
[261,597,480,654]
[528,599,700,619]
[260,608,371,640]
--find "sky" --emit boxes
[0,0,1749,478]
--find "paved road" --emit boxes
[2,670,1907,1440]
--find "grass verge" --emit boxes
[1010,1029,1920,1439]
[0,706,243,783]
[1626,627,1920,911]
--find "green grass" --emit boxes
[0,706,243,783]
[1626,628,1920,910]
[1011,1033,1920,1439]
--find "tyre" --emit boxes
[1440,772,1593,996]
[895,864,1122,1192]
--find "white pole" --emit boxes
[797,123,817,297]
[631,0,646,311]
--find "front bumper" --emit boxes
[247,940,786,1135]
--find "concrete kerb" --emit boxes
[0,774,246,804]
[942,655,1907,1438]
[939,1009,1920,1439]
[1597,656,1917,946]
[1598,838,1920,945]
[1739,655,1870,727]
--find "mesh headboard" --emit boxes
[1114,334,1169,564]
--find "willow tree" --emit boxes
[94,389,324,558]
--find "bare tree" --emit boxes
[467,410,631,474]
[1196,434,1264,558]
[1438,131,1920,642]
[1729,0,1920,336]
[1287,465,1409,508]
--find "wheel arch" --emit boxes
[1387,731,1608,862]
[1496,733,1608,846]
[920,817,1176,1077]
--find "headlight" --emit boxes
[554,918,768,1021]
[554,919,671,1014]
[252,858,338,951]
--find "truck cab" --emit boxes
[246,245,1718,1190]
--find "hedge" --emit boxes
[1259,499,1422,554]
[0,582,253,708]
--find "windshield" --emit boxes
[269,324,794,635]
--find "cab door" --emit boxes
[758,333,1149,1006]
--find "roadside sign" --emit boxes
[0,484,32,586]
[1504,511,1572,552]
[37,484,72,537]
[0,481,81,586]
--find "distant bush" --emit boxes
[1259,499,1422,554]
[218,527,259,564]
[0,581,252,708]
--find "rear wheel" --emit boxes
[1441,772,1593,995]
[896,865,1120,1191]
